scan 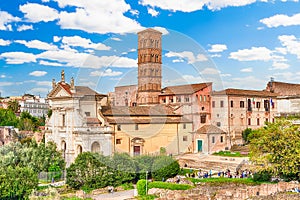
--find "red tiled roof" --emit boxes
[160,83,212,96]
[101,105,178,116]
[267,81,300,96]
[213,88,278,97]
[195,125,225,134]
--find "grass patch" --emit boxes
[212,151,248,157]
[136,194,158,200]
[149,181,193,190]
[189,177,266,186]
[120,182,134,190]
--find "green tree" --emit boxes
[109,153,137,186]
[151,155,180,181]
[242,128,252,144]
[249,119,300,181]
[0,108,19,126]
[7,100,20,113]
[0,166,38,199]
[134,155,154,179]
[66,152,110,190]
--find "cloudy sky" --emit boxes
[1,0,300,97]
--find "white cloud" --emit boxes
[17,24,34,31]
[148,7,159,17]
[111,37,122,41]
[152,26,169,35]
[223,76,267,90]
[39,60,63,66]
[0,11,20,31]
[208,44,228,53]
[165,51,207,64]
[15,40,58,50]
[139,0,262,12]
[38,49,137,68]
[0,75,6,78]
[90,69,123,77]
[61,36,111,50]
[0,52,37,64]
[129,9,139,16]
[278,35,300,59]
[19,3,59,22]
[240,67,253,72]
[53,36,61,42]
[56,0,143,34]
[271,62,290,70]
[201,68,220,75]
[172,59,184,63]
[260,13,300,28]
[29,71,48,77]
[229,47,273,61]
[0,39,11,46]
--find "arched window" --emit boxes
[61,140,66,159]
[77,145,82,155]
[91,142,100,153]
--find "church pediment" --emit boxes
[48,83,72,99]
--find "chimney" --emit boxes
[70,77,75,91]
[52,79,56,88]
[61,70,65,83]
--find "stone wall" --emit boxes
[148,182,299,200]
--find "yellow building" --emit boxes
[100,105,193,156]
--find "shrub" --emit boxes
[253,170,272,182]
[151,155,180,181]
[137,179,147,195]
[149,181,192,190]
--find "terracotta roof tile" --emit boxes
[160,83,212,96]
[213,88,278,97]
[195,125,225,134]
[267,81,300,96]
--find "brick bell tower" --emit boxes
[137,28,162,105]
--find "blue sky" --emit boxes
[1,0,300,97]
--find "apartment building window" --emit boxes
[183,123,186,129]
[85,112,90,117]
[183,136,188,141]
[117,125,121,131]
[220,100,224,107]
[185,96,190,102]
[230,100,234,108]
[220,136,224,143]
[116,139,121,144]
[240,101,245,108]
[257,118,260,126]
[256,102,261,108]
[204,95,207,102]
[199,95,203,102]
[162,98,166,103]
[248,118,251,125]
[200,115,206,123]
[135,124,139,130]
[212,101,215,108]
[216,122,221,127]
[212,136,215,144]
[170,98,173,103]
[265,118,268,123]
[177,96,181,102]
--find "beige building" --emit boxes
[45,71,113,166]
[99,105,193,156]
[266,80,300,116]
[212,89,278,145]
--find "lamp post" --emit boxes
[146,170,148,195]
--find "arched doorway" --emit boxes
[91,142,100,153]
[77,145,82,155]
